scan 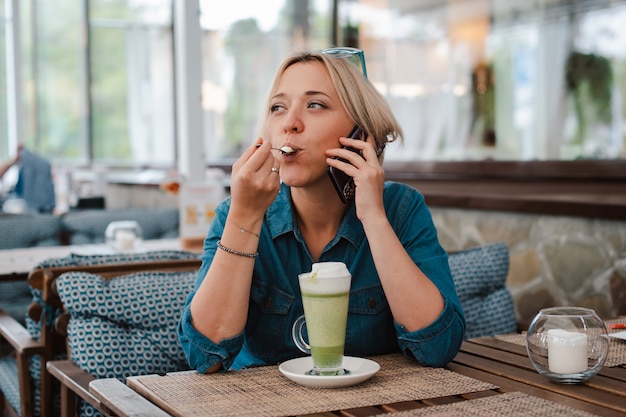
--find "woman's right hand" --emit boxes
[188,139,280,349]
[229,139,281,218]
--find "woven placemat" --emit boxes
[131,354,497,417]
[495,317,626,367]
[371,391,600,417]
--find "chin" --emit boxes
[280,167,328,189]
[279,177,299,188]
[279,173,310,189]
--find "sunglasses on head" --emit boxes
[321,47,368,79]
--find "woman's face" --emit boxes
[266,61,354,190]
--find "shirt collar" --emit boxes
[265,183,365,249]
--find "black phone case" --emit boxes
[327,126,364,204]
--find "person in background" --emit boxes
[0,144,22,180]
[1,144,55,213]
[178,48,465,373]
[0,144,22,210]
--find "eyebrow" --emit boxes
[271,90,332,101]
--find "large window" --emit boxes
[90,0,174,166]
[335,0,626,161]
[198,0,333,160]
[32,0,85,162]
[4,0,174,168]
[198,0,626,162]
[2,0,626,173]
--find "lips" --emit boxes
[279,143,298,157]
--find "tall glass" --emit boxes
[292,262,351,376]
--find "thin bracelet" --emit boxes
[216,240,258,258]
[228,218,260,238]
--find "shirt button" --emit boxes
[264,298,272,309]
[368,298,376,308]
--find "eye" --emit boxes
[308,101,327,109]
[270,103,286,113]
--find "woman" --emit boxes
[178,49,465,373]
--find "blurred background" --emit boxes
[2,0,625,183]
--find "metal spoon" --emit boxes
[277,146,296,155]
[256,144,296,155]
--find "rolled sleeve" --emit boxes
[394,297,465,367]
[177,306,244,373]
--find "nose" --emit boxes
[282,109,303,133]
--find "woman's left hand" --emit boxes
[325,135,385,222]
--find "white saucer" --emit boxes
[279,356,380,388]
[609,330,626,341]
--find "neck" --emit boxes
[291,187,347,261]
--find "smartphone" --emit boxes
[327,125,365,204]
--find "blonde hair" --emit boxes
[259,50,403,160]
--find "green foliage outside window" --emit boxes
[565,52,613,150]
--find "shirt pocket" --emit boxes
[348,284,389,315]
[247,280,295,360]
[346,284,396,356]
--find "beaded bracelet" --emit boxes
[216,240,258,258]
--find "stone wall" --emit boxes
[429,207,626,329]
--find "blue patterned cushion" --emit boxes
[56,269,196,417]
[0,357,21,415]
[0,318,60,417]
[12,251,197,417]
[57,270,194,376]
[30,250,199,316]
[448,242,517,339]
[34,250,199,270]
[0,280,31,324]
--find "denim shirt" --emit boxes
[178,182,465,372]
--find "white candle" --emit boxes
[547,328,588,374]
[114,229,136,252]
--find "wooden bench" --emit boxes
[41,259,200,417]
[1,257,200,417]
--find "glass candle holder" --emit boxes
[105,220,143,252]
[526,307,609,384]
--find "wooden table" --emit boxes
[0,238,193,281]
[449,336,626,417]
[80,336,626,417]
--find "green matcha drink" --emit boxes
[301,290,349,370]
[296,262,351,375]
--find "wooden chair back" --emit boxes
[27,258,201,417]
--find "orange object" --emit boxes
[609,323,626,330]
[161,181,180,195]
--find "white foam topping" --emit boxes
[299,262,351,294]
[311,262,350,279]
